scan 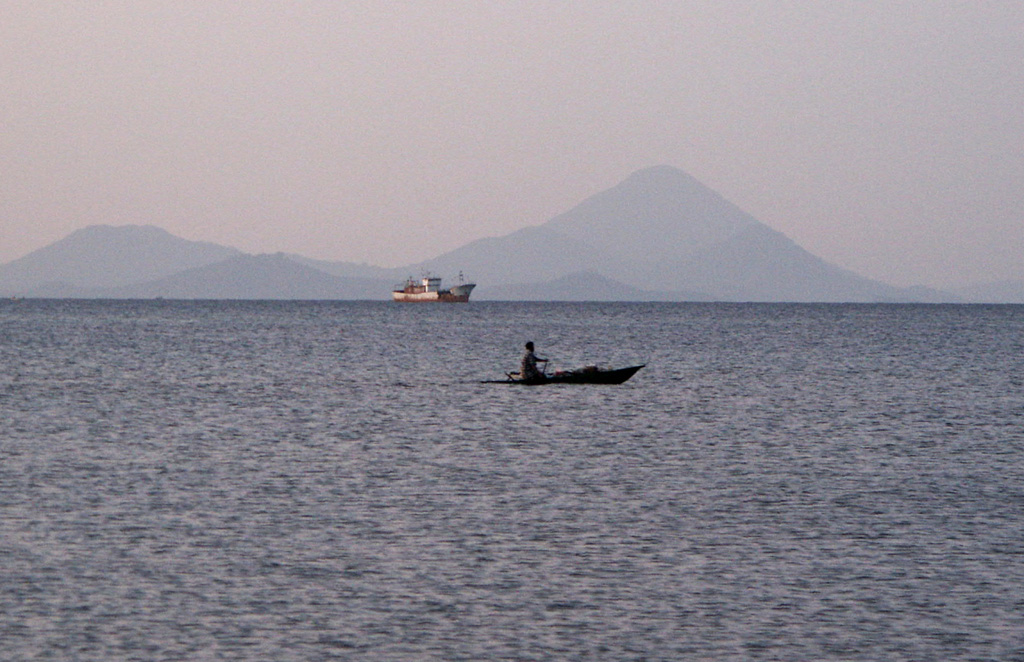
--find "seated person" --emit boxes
[519,341,548,380]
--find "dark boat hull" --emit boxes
[487,364,645,385]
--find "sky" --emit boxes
[2,1,1022,288]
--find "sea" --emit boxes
[2,299,1023,661]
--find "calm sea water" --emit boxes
[2,300,1023,661]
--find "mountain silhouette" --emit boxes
[478,270,708,301]
[417,166,943,302]
[107,253,392,300]
[0,225,241,293]
[0,227,393,299]
[546,165,758,265]
[0,167,971,301]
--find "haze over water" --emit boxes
[2,300,1023,660]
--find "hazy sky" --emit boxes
[2,1,1022,287]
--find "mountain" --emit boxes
[649,224,908,301]
[545,165,758,265]
[0,167,986,301]
[14,253,393,300]
[0,225,241,294]
[8,252,393,300]
[416,166,955,302]
[286,254,399,281]
[477,271,707,301]
[106,253,391,299]
[404,225,608,287]
[0,225,393,299]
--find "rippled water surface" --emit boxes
[2,300,1024,660]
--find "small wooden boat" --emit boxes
[485,364,645,385]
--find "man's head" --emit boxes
[525,341,534,351]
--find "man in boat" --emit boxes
[520,341,548,381]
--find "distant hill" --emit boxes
[0,226,393,300]
[286,254,399,282]
[4,167,1009,301]
[477,271,708,301]
[0,225,241,294]
[415,166,953,302]
[405,225,610,288]
[105,253,392,300]
[545,165,759,265]
[649,224,909,301]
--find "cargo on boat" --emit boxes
[392,273,475,302]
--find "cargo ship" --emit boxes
[392,273,475,302]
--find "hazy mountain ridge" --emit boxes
[544,165,759,265]
[402,226,618,288]
[107,253,392,300]
[6,254,393,301]
[416,166,958,302]
[1,166,1013,302]
[655,224,907,301]
[0,225,242,291]
[477,271,708,302]
[286,254,399,282]
[0,230,396,300]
